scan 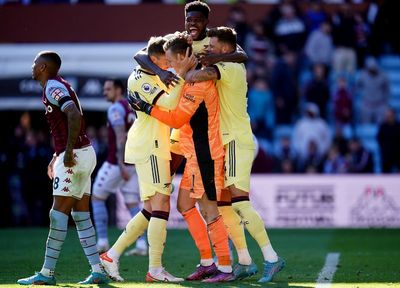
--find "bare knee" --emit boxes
[177,189,196,214]
[229,184,248,198]
[149,192,170,212]
[52,196,76,214]
[177,201,193,214]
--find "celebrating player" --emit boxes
[17,51,109,285]
[134,2,255,281]
[100,36,191,283]
[129,33,235,283]
[91,78,147,256]
[134,0,247,173]
[185,26,285,283]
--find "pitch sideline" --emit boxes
[315,252,341,288]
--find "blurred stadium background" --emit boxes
[0,0,399,286]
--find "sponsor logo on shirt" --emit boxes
[183,93,195,103]
[45,105,53,114]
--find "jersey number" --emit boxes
[53,177,60,190]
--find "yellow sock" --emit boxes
[113,209,150,255]
[219,205,252,265]
[218,205,247,250]
[148,211,168,268]
[233,200,270,248]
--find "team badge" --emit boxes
[141,83,152,93]
[111,109,121,121]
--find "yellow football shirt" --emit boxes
[125,66,182,164]
[213,62,255,149]
[193,36,210,55]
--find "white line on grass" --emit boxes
[315,252,341,288]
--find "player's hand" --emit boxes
[176,47,198,77]
[47,155,57,179]
[198,52,221,67]
[120,165,131,181]
[159,70,180,88]
[64,149,77,168]
[127,91,153,115]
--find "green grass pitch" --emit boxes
[0,228,399,287]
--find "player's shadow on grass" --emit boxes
[180,281,312,288]
[59,284,119,288]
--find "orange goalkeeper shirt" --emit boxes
[150,80,224,162]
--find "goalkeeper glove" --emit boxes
[127,91,153,115]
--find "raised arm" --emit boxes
[185,66,219,83]
[199,44,248,67]
[134,48,179,88]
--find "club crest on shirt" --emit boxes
[142,83,152,93]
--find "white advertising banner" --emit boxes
[167,175,400,228]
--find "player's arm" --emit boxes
[113,124,130,181]
[156,48,197,108]
[108,104,130,177]
[149,105,192,129]
[156,80,184,109]
[134,48,179,87]
[47,154,57,179]
[63,103,82,167]
[198,44,248,67]
[128,89,200,129]
[185,66,219,83]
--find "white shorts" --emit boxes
[53,146,96,199]
[92,161,139,203]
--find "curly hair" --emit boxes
[184,1,210,19]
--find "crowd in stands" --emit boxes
[231,0,400,174]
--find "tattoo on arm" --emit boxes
[113,124,127,167]
[186,67,219,82]
[64,104,81,152]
